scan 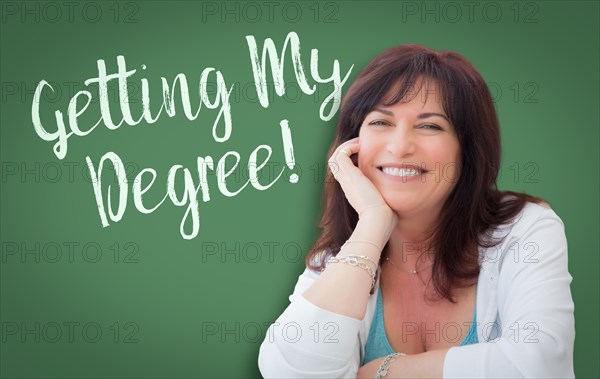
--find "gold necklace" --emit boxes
[385,257,433,274]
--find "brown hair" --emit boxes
[306,45,546,302]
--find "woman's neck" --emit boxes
[385,211,438,274]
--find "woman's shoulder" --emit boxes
[503,199,564,237]
[479,199,567,271]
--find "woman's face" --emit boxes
[357,81,461,219]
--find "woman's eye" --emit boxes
[368,120,391,126]
[420,124,442,130]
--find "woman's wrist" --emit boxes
[376,352,406,379]
[359,203,394,219]
[375,353,406,379]
[357,206,397,243]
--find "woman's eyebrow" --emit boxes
[372,108,394,116]
[371,109,450,124]
[418,112,450,123]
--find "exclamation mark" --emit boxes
[280,119,299,184]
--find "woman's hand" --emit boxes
[329,137,397,223]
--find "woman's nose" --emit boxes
[386,125,416,157]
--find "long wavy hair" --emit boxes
[306,45,545,302]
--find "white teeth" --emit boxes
[381,167,422,177]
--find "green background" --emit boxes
[1,0,598,377]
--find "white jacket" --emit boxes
[258,202,575,378]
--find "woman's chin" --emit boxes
[381,194,434,217]
[382,198,418,216]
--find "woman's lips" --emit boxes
[377,166,427,182]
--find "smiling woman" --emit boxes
[258,45,575,378]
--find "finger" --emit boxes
[328,138,360,179]
[328,140,357,167]
[332,140,360,160]
[335,142,361,175]
[328,140,358,174]
[338,137,360,151]
[329,141,359,179]
[338,144,359,158]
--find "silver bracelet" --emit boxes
[344,254,378,269]
[375,352,406,379]
[325,256,376,289]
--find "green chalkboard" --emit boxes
[1,0,598,377]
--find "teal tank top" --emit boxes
[363,287,478,365]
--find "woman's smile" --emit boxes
[378,163,428,182]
